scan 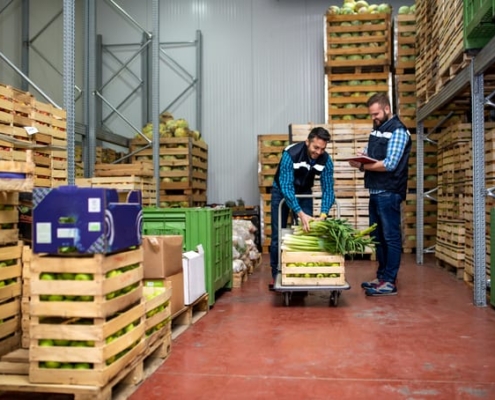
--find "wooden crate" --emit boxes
[0,297,21,358]
[143,283,172,349]
[281,251,345,286]
[76,176,157,207]
[94,162,153,177]
[29,248,143,319]
[29,301,145,386]
[0,242,22,304]
[232,270,248,288]
[325,12,392,69]
[257,134,289,188]
[0,151,35,192]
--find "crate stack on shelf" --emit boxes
[257,134,289,253]
[130,137,207,208]
[289,123,370,233]
[325,10,393,123]
[76,161,157,207]
[0,84,68,188]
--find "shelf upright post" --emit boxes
[84,0,97,178]
[196,29,203,134]
[416,120,425,264]
[471,61,487,307]
[63,0,76,185]
[151,0,160,207]
[21,0,29,92]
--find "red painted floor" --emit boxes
[129,254,495,400]
[1,254,495,399]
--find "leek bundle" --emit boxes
[282,218,377,256]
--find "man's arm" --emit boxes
[320,156,335,216]
[277,152,301,214]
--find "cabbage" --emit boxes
[398,6,409,14]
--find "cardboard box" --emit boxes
[182,245,206,305]
[142,235,183,279]
[32,186,142,254]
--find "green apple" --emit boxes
[40,273,55,280]
[106,355,116,365]
[86,341,95,347]
[48,295,64,302]
[70,341,87,347]
[64,295,76,300]
[0,281,6,288]
[106,269,122,279]
[124,323,134,334]
[53,339,70,346]
[39,339,54,347]
[75,273,93,281]
[106,291,116,300]
[78,295,94,302]
[60,363,73,369]
[74,363,92,370]
[44,360,61,369]
[105,335,116,344]
[60,273,75,280]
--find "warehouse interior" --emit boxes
[0,0,495,398]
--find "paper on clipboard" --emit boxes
[344,155,379,164]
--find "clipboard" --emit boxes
[344,155,379,164]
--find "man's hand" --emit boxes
[297,211,313,232]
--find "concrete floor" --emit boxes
[1,254,495,400]
[129,254,495,400]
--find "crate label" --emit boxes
[88,198,101,213]
[36,222,51,243]
[24,126,38,135]
[57,228,76,238]
[88,222,101,232]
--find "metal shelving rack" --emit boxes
[416,35,495,307]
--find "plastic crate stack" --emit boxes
[130,137,208,208]
[325,11,393,123]
[257,134,289,253]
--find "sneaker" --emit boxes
[365,281,397,296]
[268,279,275,291]
[361,278,381,289]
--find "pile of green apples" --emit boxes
[0,258,18,288]
[38,263,140,302]
[286,262,342,279]
[144,288,171,336]
[37,318,141,368]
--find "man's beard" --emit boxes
[373,114,388,129]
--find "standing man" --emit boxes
[349,93,411,296]
[269,127,335,290]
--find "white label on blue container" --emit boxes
[88,198,101,213]
[57,228,76,238]
[36,223,52,244]
[88,222,101,232]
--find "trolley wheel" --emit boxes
[284,292,291,307]
[329,291,340,307]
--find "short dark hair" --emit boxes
[367,93,390,109]
[307,127,330,142]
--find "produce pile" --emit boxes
[282,218,377,256]
[327,0,392,15]
[232,219,261,274]
[138,111,203,142]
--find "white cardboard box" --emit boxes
[182,245,206,305]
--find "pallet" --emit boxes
[435,257,464,280]
[0,332,172,400]
[171,293,209,340]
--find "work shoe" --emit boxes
[268,279,275,291]
[365,281,397,296]
[361,278,381,289]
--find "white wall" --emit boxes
[0,0,410,206]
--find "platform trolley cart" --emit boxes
[273,195,351,307]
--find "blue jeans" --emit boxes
[369,192,403,283]
[269,186,313,279]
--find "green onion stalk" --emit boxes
[281,218,377,256]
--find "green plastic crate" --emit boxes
[143,207,233,306]
[464,0,495,49]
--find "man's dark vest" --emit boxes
[274,142,328,194]
[364,115,411,200]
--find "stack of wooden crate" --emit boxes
[130,137,208,208]
[0,84,68,188]
[76,161,157,207]
[325,11,392,123]
[257,134,289,253]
